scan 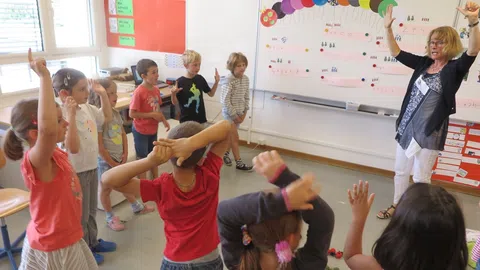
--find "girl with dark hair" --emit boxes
[345,181,468,270]
[218,151,334,270]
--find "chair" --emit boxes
[0,188,30,270]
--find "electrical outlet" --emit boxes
[258,139,266,146]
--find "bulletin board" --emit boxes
[432,121,480,189]
[104,0,185,54]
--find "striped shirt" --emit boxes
[472,237,480,262]
[220,74,250,118]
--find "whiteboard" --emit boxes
[186,0,480,122]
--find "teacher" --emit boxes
[377,2,480,219]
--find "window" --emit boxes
[0,56,97,94]
[0,0,100,95]
[0,0,43,54]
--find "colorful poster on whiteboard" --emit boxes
[432,121,480,188]
[104,0,185,53]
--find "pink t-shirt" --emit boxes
[140,152,223,261]
[129,84,162,135]
[21,147,83,252]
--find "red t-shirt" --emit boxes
[21,148,83,251]
[140,152,222,261]
[129,84,162,135]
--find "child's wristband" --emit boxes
[281,188,293,212]
[268,164,287,183]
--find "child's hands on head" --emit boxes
[348,180,375,222]
[28,48,49,77]
[285,173,321,211]
[147,145,173,165]
[154,138,193,166]
[253,150,285,180]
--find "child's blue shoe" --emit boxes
[92,239,117,253]
[92,252,104,265]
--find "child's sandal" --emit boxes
[376,204,396,219]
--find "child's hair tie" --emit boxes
[275,240,294,264]
[241,225,252,246]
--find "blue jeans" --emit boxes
[132,125,157,159]
[160,256,223,270]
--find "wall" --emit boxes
[108,46,398,171]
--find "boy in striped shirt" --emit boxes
[220,52,253,171]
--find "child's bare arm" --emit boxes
[0,148,6,168]
[98,132,119,167]
[63,97,80,154]
[156,120,231,165]
[27,50,57,181]
[121,127,128,164]
[89,80,112,123]
[102,145,172,196]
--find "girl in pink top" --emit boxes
[2,50,97,270]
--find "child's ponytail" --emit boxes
[3,128,25,161]
[238,247,261,270]
[2,98,40,161]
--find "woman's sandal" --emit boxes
[376,205,396,219]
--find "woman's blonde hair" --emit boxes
[182,50,202,65]
[226,52,248,73]
[426,26,464,60]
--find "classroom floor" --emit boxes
[2,147,480,270]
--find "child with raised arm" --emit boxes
[88,79,154,231]
[102,120,231,269]
[172,50,220,125]
[218,151,335,270]
[52,67,116,264]
[2,50,97,269]
[344,181,468,270]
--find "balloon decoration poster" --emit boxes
[104,0,185,53]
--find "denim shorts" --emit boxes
[160,256,223,270]
[132,125,157,159]
[97,158,111,181]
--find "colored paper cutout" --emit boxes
[262,0,398,27]
[261,9,278,27]
[272,2,286,19]
[378,0,398,18]
[314,0,328,6]
[119,36,135,46]
[321,51,366,62]
[369,0,382,13]
[302,0,316,7]
[270,67,310,77]
[281,0,295,14]
[348,0,360,7]
[116,0,133,16]
[321,76,364,87]
[359,0,370,9]
[118,18,134,34]
[323,28,372,42]
[291,0,304,10]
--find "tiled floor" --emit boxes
[2,147,480,270]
